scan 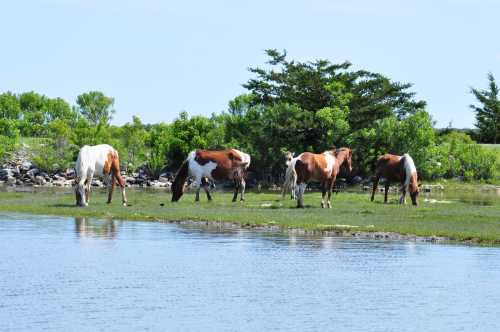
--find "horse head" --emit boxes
[284,151,295,166]
[336,148,353,174]
[75,181,87,206]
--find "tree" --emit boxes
[470,73,500,143]
[0,92,21,120]
[76,91,115,126]
[244,49,426,132]
[121,116,148,170]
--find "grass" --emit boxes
[0,187,499,245]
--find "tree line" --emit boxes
[0,49,498,182]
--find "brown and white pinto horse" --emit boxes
[285,148,353,208]
[171,149,251,202]
[371,153,419,205]
[75,144,127,207]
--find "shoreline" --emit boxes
[162,219,451,244]
[1,189,498,246]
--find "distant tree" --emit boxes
[75,91,115,126]
[0,92,21,120]
[470,73,500,143]
[18,91,46,136]
[121,116,148,170]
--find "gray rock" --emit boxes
[7,176,16,186]
[34,175,46,185]
[20,161,32,171]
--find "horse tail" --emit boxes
[402,153,417,191]
[282,158,297,199]
[171,157,190,202]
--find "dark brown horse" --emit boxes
[285,147,353,208]
[171,149,251,202]
[371,153,419,205]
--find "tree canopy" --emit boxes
[470,73,500,144]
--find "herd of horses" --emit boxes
[74,144,420,208]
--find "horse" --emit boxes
[75,144,127,207]
[370,153,419,205]
[281,151,297,200]
[171,149,251,202]
[284,147,353,208]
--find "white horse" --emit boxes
[75,144,127,206]
[281,151,297,200]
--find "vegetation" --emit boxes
[0,189,499,245]
[470,73,500,144]
[0,50,498,183]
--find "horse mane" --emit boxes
[171,159,190,201]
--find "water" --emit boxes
[1,214,500,332]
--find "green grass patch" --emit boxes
[1,187,499,245]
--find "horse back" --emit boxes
[375,154,403,182]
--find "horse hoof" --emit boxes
[160,203,165,207]
[122,203,127,207]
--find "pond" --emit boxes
[1,214,500,331]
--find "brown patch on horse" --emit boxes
[102,151,114,176]
[195,150,243,166]
[375,154,404,182]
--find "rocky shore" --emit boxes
[0,149,173,189]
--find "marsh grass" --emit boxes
[0,188,499,244]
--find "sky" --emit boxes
[1,0,499,128]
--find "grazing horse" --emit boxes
[171,149,251,202]
[281,151,297,200]
[75,144,127,207]
[286,147,353,208]
[370,153,419,205]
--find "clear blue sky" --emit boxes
[1,0,499,128]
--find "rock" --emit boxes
[65,168,76,178]
[34,175,46,185]
[7,176,16,186]
[0,168,13,180]
[158,176,170,183]
[351,176,362,184]
[91,179,104,187]
[27,168,39,178]
[20,161,32,172]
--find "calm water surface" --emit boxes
[1,214,499,332]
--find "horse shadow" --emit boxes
[50,203,79,208]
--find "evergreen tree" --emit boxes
[470,73,500,143]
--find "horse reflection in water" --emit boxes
[74,217,120,239]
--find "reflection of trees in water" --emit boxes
[74,217,120,239]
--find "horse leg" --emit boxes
[321,181,327,208]
[399,183,406,204]
[202,179,212,201]
[240,178,246,201]
[195,187,200,202]
[107,174,116,204]
[297,182,306,208]
[232,179,239,202]
[115,172,128,206]
[384,183,390,204]
[371,176,379,202]
[327,177,336,209]
[85,173,93,206]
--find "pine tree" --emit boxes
[470,73,500,143]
